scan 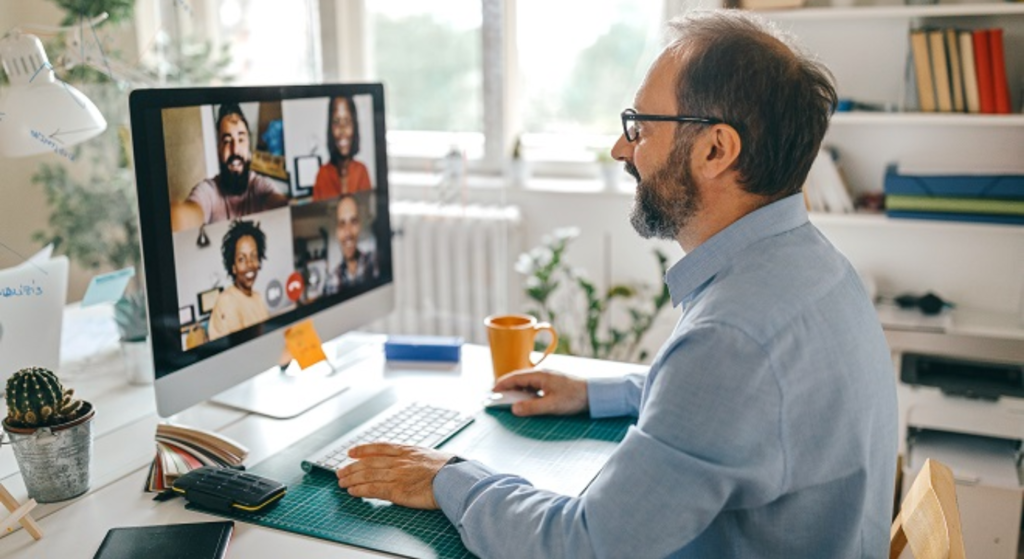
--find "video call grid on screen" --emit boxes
[130,85,393,379]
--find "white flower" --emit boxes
[525,276,542,289]
[531,247,553,267]
[541,234,553,246]
[514,253,534,275]
[554,227,580,241]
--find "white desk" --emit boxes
[0,312,638,558]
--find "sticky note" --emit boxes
[284,320,328,370]
[81,267,135,307]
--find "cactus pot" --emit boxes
[3,402,95,503]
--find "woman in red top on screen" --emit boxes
[313,96,372,200]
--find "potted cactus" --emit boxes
[115,290,153,385]
[3,367,96,503]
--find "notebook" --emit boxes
[92,521,234,559]
[0,254,68,393]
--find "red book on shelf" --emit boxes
[973,29,995,114]
[988,28,1011,114]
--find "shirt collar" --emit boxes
[665,193,809,308]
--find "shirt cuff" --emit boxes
[587,376,635,419]
[433,459,499,526]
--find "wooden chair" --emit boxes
[890,458,965,559]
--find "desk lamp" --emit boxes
[0,33,107,157]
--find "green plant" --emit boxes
[511,136,524,160]
[114,290,148,342]
[517,228,671,363]
[4,367,86,429]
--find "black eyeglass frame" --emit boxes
[620,108,726,142]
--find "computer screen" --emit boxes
[130,84,394,418]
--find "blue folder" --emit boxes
[884,165,1024,200]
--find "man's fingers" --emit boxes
[512,395,557,416]
[348,442,408,458]
[493,369,550,392]
[338,465,394,487]
[346,482,392,501]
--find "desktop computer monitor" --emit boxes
[129,84,394,419]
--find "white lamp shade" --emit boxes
[0,34,107,158]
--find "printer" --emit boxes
[895,344,1024,559]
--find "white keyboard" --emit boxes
[301,403,475,473]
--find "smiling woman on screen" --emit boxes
[208,220,270,340]
[313,95,372,200]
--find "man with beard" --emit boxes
[208,220,270,340]
[334,11,897,559]
[326,195,378,293]
[172,104,289,230]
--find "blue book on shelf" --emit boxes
[884,165,1024,200]
[886,210,1024,226]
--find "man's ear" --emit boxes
[694,124,741,180]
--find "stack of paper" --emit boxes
[146,424,249,492]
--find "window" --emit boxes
[331,1,671,175]
[365,0,485,162]
[144,0,321,86]
[516,0,664,165]
[367,1,483,134]
[517,1,661,137]
[214,0,321,85]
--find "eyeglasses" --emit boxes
[620,108,725,142]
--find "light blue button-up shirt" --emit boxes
[435,193,898,558]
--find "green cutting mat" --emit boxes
[192,407,633,559]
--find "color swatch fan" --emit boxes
[146,424,249,492]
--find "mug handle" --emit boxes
[529,322,559,367]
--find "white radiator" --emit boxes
[371,201,523,344]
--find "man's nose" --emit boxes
[610,134,633,163]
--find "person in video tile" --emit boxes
[173,104,289,227]
[326,195,378,293]
[208,220,270,340]
[313,96,372,200]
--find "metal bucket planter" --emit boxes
[3,402,95,503]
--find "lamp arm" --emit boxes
[59,44,156,89]
[5,13,110,38]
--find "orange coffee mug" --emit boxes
[484,314,558,379]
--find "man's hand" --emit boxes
[492,368,589,417]
[336,443,453,510]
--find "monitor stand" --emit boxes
[211,334,383,419]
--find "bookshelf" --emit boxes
[690,2,1024,341]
